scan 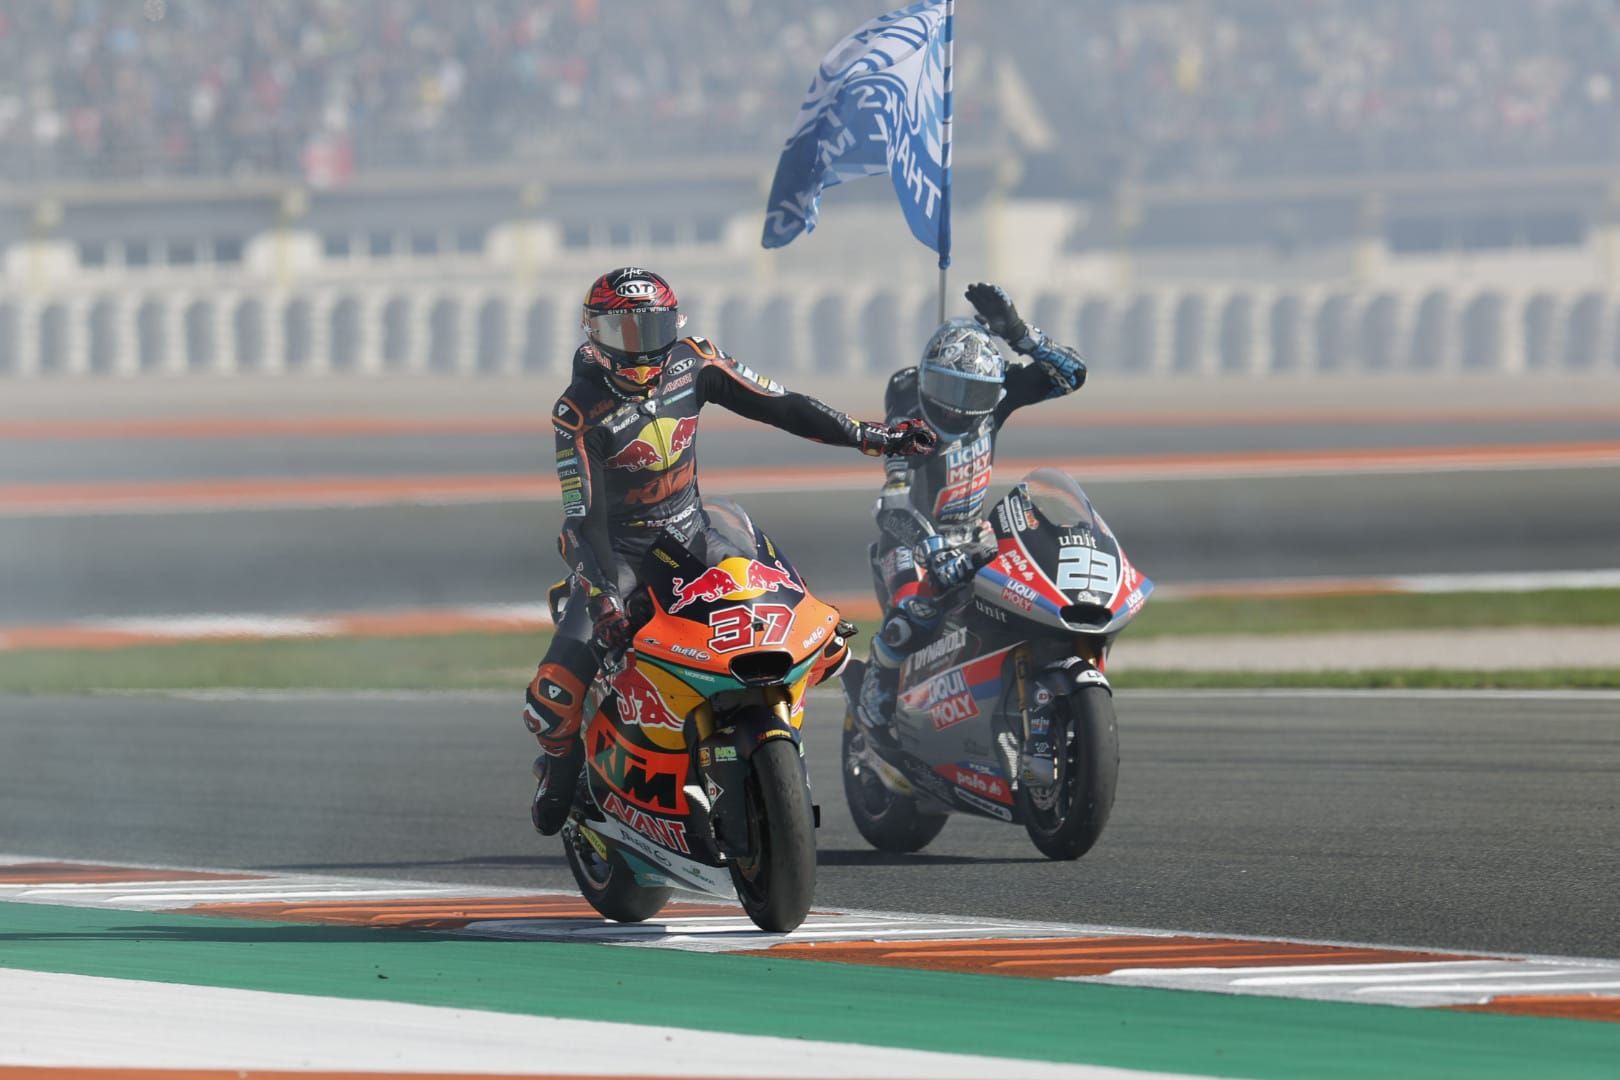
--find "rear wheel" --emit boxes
[842,717,949,854]
[563,819,673,923]
[730,738,816,932]
[1020,686,1119,861]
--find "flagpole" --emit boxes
[937,0,954,324]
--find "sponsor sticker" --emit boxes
[603,791,690,853]
[907,626,968,671]
[946,763,1012,805]
[591,722,687,814]
[1000,577,1038,612]
[955,788,1014,821]
[669,557,802,615]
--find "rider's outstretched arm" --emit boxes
[873,367,938,548]
[692,337,903,456]
[551,394,617,603]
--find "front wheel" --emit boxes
[563,820,673,923]
[842,718,949,853]
[1020,686,1119,861]
[729,738,816,932]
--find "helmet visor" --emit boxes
[919,361,1004,417]
[586,309,682,359]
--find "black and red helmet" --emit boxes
[581,267,684,389]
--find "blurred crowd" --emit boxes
[1022,0,1620,189]
[3,0,1619,188]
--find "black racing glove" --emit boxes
[857,417,937,457]
[588,593,632,654]
[965,282,1030,346]
[918,535,976,591]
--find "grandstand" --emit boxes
[2,0,1619,378]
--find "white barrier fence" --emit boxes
[1,281,1617,378]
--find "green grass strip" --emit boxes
[1129,587,1620,638]
[2,901,1617,1079]
[2,587,1619,693]
[0,631,554,693]
[1113,668,1620,690]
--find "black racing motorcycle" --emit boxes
[841,468,1151,860]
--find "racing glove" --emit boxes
[857,417,937,458]
[965,282,1031,348]
[917,535,976,591]
[588,593,633,654]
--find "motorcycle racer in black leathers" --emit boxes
[526,267,933,834]
[855,282,1087,729]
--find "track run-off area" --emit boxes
[2,689,1618,1077]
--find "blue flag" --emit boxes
[761,0,953,264]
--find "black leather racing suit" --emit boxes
[526,335,879,748]
[872,329,1087,660]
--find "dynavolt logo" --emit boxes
[605,416,699,473]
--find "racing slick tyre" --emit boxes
[1020,685,1119,861]
[842,716,949,854]
[563,820,673,923]
[730,737,816,932]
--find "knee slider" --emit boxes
[524,663,587,743]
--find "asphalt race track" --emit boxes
[1,689,1615,960]
[5,465,1620,623]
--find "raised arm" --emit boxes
[961,283,1087,427]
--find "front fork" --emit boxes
[687,692,810,859]
[1016,647,1111,788]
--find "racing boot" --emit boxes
[530,740,582,835]
[524,659,589,836]
[856,653,900,740]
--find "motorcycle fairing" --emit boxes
[980,473,1154,637]
[891,642,1025,821]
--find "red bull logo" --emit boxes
[612,664,680,731]
[605,415,699,473]
[668,555,803,614]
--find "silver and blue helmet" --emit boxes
[918,317,1006,435]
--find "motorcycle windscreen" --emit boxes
[1018,468,1105,535]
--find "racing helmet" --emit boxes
[917,318,1006,435]
[582,267,685,392]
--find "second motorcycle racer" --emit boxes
[526,266,933,834]
[856,282,1088,728]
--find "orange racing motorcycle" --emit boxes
[842,469,1151,860]
[549,499,849,932]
